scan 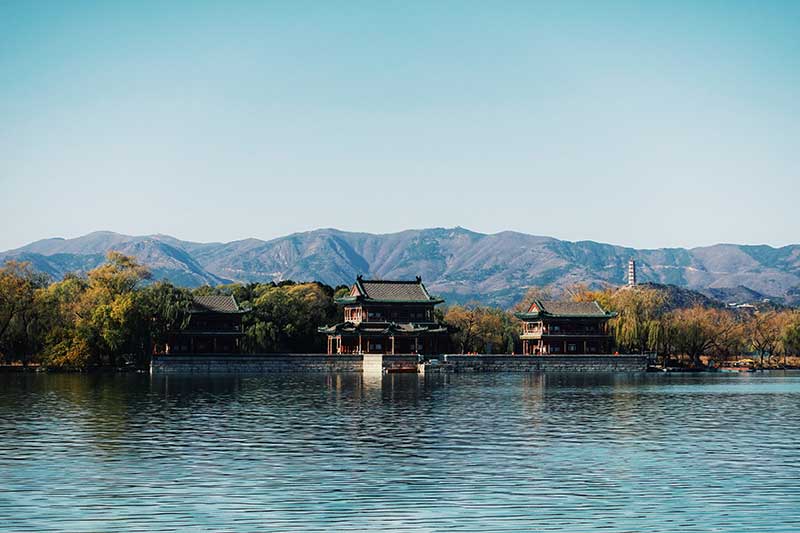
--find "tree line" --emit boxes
[422,286,800,368]
[0,253,347,369]
[2,253,800,369]
[575,285,800,368]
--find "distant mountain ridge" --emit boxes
[2,228,799,307]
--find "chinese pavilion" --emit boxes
[318,276,449,355]
[163,295,247,354]
[515,300,616,355]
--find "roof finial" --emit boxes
[415,275,422,283]
[357,274,363,281]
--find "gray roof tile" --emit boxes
[191,295,241,313]
[533,300,609,316]
[359,280,431,301]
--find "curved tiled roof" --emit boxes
[191,295,242,313]
[360,280,430,301]
[336,276,444,304]
[514,299,615,319]
[533,300,609,317]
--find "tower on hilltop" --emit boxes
[628,259,637,286]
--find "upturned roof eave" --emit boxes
[189,309,249,315]
[170,330,246,335]
[515,312,616,320]
[318,321,449,335]
[334,297,444,305]
[190,294,248,314]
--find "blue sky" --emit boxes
[1,1,798,250]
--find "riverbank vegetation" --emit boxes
[2,254,800,369]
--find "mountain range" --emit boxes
[2,228,799,308]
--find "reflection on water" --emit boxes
[1,372,800,532]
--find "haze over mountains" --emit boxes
[2,228,799,307]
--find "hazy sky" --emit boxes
[1,1,798,251]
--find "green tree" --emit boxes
[40,252,151,368]
[37,273,89,368]
[0,261,50,363]
[608,287,667,354]
[137,281,193,364]
[444,305,518,354]
[243,282,338,353]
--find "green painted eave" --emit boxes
[189,309,248,315]
[515,312,616,319]
[318,322,449,335]
[334,297,444,305]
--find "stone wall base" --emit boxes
[444,354,647,372]
[150,354,648,374]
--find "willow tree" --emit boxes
[608,286,667,354]
[781,313,800,364]
[748,310,787,368]
[645,313,680,366]
[669,307,742,367]
[444,305,518,354]
[139,281,193,363]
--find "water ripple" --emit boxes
[1,372,799,531]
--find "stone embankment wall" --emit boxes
[151,354,363,374]
[443,354,648,372]
[151,354,648,374]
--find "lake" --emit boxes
[1,371,799,532]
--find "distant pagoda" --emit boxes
[628,259,637,286]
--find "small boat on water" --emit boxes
[717,359,756,373]
[651,366,708,373]
[385,366,418,374]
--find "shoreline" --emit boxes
[5,356,799,374]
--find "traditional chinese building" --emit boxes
[515,300,616,355]
[318,276,449,355]
[163,295,247,354]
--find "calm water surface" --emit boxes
[1,371,799,532]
